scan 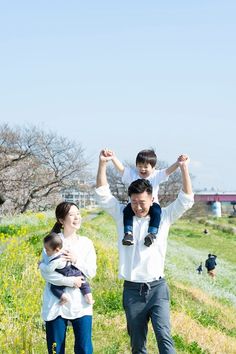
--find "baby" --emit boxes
[39,232,94,305]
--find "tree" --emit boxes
[0,124,90,213]
[0,194,5,205]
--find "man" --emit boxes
[96,150,194,354]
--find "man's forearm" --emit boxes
[180,164,192,195]
[96,160,108,187]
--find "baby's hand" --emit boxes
[59,293,69,305]
[62,249,77,264]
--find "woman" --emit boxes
[40,202,97,354]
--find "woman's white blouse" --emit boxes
[40,235,97,321]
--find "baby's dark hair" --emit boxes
[128,179,153,197]
[136,149,157,168]
[43,232,63,250]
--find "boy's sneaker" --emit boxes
[122,232,134,246]
[144,233,156,247]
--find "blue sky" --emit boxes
[0,1,235,191]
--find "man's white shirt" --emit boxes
[95,184,194,282]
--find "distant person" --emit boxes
[107,148,180,246]
[96,150,194,354]
[196,262,203,275]
[39,232,94,305]
[205,254,217,278]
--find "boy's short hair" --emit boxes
[136,149,157,168]
[128,179,153,197]
[43,232,63,250]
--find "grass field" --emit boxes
[0,210,236,353]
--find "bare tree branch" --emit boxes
[0,124,90,213]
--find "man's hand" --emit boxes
[177,154,190,167]
[100,148,114,162]
[177,154,192,195]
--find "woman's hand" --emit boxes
[62,249,77,264]
[73,276,85,288]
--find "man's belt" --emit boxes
[124,277,163,289]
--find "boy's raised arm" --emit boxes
[165,154,190,177]
[165,160,179,176]
[111,152,125,175]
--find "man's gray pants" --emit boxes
[123,278,176,354]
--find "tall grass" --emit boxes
[0,211,236,353]
[166,240,236,307]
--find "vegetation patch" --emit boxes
[1,210,236,353]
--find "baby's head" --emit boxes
[135,149,157,179]
[43,232,63,256]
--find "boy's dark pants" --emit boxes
[123,202,162,234]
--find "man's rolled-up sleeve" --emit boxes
[164,190,194,225]
[95,184,122,220]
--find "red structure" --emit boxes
[194,193,236,202]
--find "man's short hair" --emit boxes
[128,179,153,197]
[43,232,63,250]
[136,149,157,168]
